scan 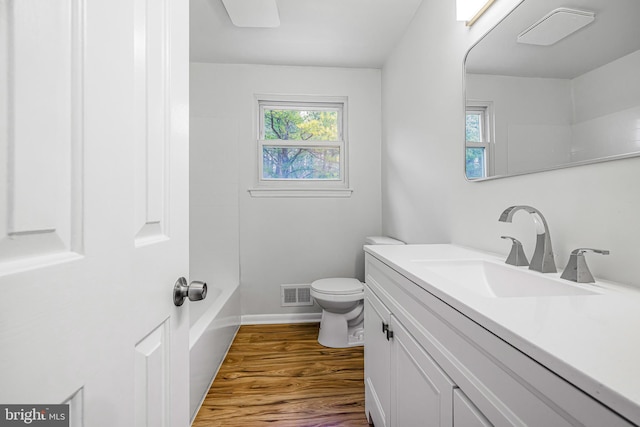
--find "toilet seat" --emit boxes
[311,278,363,295]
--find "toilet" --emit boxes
[310,236,405,348]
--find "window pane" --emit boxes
[263,147,340,179]
[466,147,486,179]
[264,109,339,141]
[466,112,483,142]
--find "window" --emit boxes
[465,102,493,180]
[252,96,350,197]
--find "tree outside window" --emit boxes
[262,108,340,180]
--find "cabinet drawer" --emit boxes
[366,254,631,427]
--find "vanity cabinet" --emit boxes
[453,389,492,427]
[364,288,391,427]
[365,286,456,427]
[390,316,456,426]
[364,253,633,427]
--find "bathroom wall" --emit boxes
[189,113,240,327]
[191,63,382,318]
[572,49,640,123]
[382,0,640,288]
[571,49,640,162]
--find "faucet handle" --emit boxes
[560,248,610,283]
[569,248,610,256]
[501,236,529,267]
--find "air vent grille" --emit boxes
[281,285,313,306]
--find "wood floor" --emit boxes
[192,323,371,427]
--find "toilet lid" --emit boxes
[311,278,363,295]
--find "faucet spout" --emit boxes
[499,205,556,273]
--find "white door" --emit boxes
[0,0,191,425]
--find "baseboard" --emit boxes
[241,312,322,325]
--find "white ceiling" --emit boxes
[190,0,424,68]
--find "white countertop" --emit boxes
[364,244,640,425]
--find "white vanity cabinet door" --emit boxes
[365,287,392,427]
[391,316,455,427]
[453,389,493,427]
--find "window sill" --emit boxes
[248,188,353,198]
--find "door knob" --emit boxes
[173,277,207,306]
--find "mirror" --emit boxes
[464,0,640,180]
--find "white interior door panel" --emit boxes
[0,0,190,425]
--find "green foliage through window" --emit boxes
[261,105,342,180]
[264,109,338,141]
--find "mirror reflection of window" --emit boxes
[465,103,493,179]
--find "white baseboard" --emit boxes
[241,312,322,325]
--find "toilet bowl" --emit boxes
[311,278,365,348]
[310,236,404,348]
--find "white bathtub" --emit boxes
[189,284,241,422]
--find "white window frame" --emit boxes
[250,95,352,198]
[465,100,494,179]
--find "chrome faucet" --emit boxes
[500,236,529,266]
[561,248,610,283]
[499,206,556,273]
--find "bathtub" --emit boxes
[189,284,241,422]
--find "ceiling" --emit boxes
[465,0,640,79]
[190,0,424,68]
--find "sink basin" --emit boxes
[413,259,600,298]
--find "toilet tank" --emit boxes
[365,236,405,245]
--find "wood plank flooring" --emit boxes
[192,323,371,427]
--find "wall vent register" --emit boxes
[281,284,313,306]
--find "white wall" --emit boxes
[191,63,382,317]
[189,114,240,326]
[571,49,640,162]
[382,0,640,288]
[572,49,640,123]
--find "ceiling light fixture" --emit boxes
[517,8,595,46]
[457,0,497,27]
[221,0,280,28]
